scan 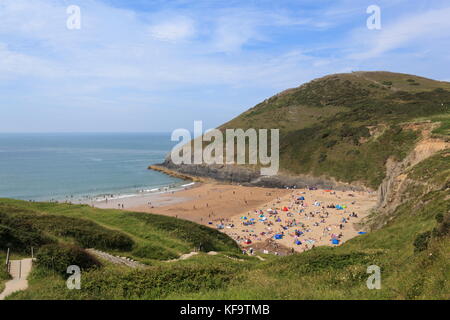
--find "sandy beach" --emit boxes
[88,182,377,254]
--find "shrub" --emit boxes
[413,231,431,252]
[0,223,53,253]
[132,244,178,260]
[36,244,101,275]
[433,211,450,237]
[129,212,239,252]
[325,140,337,148]
[24,215,135,251]
[79,264,238,299]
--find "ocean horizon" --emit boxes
[0,132,184,201]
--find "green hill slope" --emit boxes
[218,71,450,188]
[1,71,448,300]
[0,199,239,264]
[157,71,449,191]
[2,150,448,299]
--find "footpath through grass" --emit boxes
[1,150,449,300]
[0,199,239,265]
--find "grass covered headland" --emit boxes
[0,71,449,300]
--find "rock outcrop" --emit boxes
[154,158,367,191]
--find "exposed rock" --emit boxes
[154,158,368,192]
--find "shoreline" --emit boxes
[148,165,210,183]
[60,165,378,254]
[78,182,200,209]
[100,181,377,254]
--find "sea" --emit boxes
[0,133,185,202]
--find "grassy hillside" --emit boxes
[0,199,239,265]
[1,71,448,300]
[1,150,448,300]
[219,71,450,188]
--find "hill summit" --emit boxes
[159,71,449,190]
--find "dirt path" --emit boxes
[86,249,147,268]
[0,258,33,300]
[87,248,248,266]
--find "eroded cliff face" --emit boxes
[374,122,449,229]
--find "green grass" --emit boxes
[2,71,450,300]
[0,251,11,293]
[407,150,450,186]
[0,199,239,265]
[4,152,449,300]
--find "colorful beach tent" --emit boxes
[331,239,340,245]
[295,240,302,245]
[298,196,305,200]
[274,234,283,240]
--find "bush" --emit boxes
[36,244,101,275]
[129,212,239,253]
[79,264,238,299]
[23,215,135,251]
[0,223,53,253]
[325,140,337,148]
[413,231,431,252]
[433,211,450,237]
[132,244,178,260]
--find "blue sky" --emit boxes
[1,0,449,132]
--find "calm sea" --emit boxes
[0,133,184,201]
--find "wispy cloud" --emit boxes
[349,6,450,60]
[0,0,449,132]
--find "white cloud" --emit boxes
[148,17,196,42]
[349,6,450,60]
[0,0,449,132]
